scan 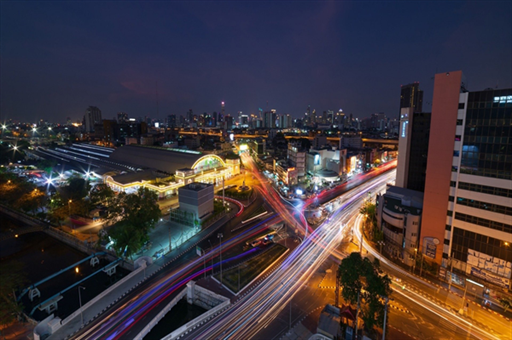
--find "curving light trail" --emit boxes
[74,214,279,340]
[191,170,395,339]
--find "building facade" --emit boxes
[178,183,214,221]
[287,143,306,177]
[421,71,512,291]
[84,106,102,133]
[399,82,423,116]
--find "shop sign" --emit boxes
[469,266,510,289]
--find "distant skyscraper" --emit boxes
[167,114,176,128]
[84,106,102,133]
[400,82,423,116]
[117,112,128,123]
[187,109,194,125]
[221,101,225,118]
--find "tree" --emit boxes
[60,176,90,201]
[0,261,27,326]
[122,187,161,235]
[106,188,161,257]
[90,184,115,207]
[108,222,145,259]
[337,252,391,334]
[15,188,46,215]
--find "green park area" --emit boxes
[216,243,287,293]
[224,187,253,200]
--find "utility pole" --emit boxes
[168,225,172,253]
[460,278,468,314]
[419,251,424,277]
[203,249,206,279]
[289,298,292,332]
[222,176,225,207]
[78,286,86,327]
[413,248,418,273]
[218,233,223,284]
[382,296,390,340]
[448,252,454,292]
[208,239,214,276]
[355,291,361,340]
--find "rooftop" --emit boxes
[181,183,213,191]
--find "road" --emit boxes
[354,217,511,340]
[186,169,395,339]
[70,193,284,339]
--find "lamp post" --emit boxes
[413,248,418,273]
[218,233,223,284]
[381,296,390,340]
[460,278,468,315]
[78,285,86,327]
[360,214,367,253]
[377,240,385,254]
[208,239,213,276]
[68,199,72,216]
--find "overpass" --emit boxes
[176,130,398,146]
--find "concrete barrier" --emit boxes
[162,298,230,340]
[60,262,146,327]
[134,289,187,340]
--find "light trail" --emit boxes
[191,171,395,339]
[74,215,279,340]
[353,210,509,340]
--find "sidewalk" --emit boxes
[357,226,512,324]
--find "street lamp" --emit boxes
[68,199,72,216]
[377,240,385,254]
[208,239,214,276]
[413,248,418,273]
[218,233,223,284]
[78,285,86,327]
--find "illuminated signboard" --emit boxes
[239,144,248,151]
[401,120,409,138]
[494,96,512,103]
[314,154,320,165]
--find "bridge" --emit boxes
[176,130,398,146]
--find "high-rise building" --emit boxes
[187,109,194,125]
[400,82,423,116]
[421,71,512,292]
[84,106,102,133]
[396,108,431,192]
[117,112,128,123]
[167,114,176,128]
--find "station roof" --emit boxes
[108,145,205,174]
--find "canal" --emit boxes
[0,213,130,322]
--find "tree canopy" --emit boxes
[337,252,391,332]
[108,187,162,258]
[0,261,27,326]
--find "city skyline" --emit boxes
[1,2,511,123]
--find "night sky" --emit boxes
[1,1,511,124]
